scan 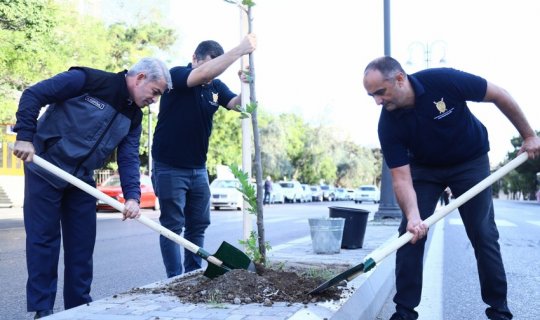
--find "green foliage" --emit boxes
[498,131,540,199]
[207,109,242,179]
[238,231,271,264]
[237,101,257,119]
[106,22,176,70]
[229,163,257,214]
[224,0,256,8]
[0,0,176,172]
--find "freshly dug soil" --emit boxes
[131,263,353,306]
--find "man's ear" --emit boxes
[136,73,146,83]
[395,72,407,86]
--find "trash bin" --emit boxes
[328,206,369,249]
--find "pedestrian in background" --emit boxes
[363,56,540,320]
[151,34,257,278]
[12,58,171,319]
[264,176,273,204]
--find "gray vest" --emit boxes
[27,94,131,188]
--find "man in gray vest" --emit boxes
[13,57,172,319]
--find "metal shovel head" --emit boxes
[203,241,256,279]
[309,262,365,295]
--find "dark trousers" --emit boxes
[24,167,96,312]
[393,155,512,319]
[263,191,271,204]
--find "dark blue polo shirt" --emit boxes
[152,64,236,168]
[378,68,489,168]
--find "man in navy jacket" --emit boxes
[13,57,171,319]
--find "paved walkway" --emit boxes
[44,219,400,320]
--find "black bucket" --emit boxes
[328,206,369,249]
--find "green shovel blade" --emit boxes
[203,241,256,279]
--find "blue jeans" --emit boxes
[393,155,512,319]
[152,161,211,278]
[24,167,96,311]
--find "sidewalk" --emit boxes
[44,217,400,320]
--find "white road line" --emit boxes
[449,218,516,227]
[418,219,444,319]
[271,236,311,251]
[527,220,540,227]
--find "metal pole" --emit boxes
[240,7,252,244]
[375,0,402,219]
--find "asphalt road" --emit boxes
[376,199,540,320]
[4,199,538,320]
[0,200,377,320]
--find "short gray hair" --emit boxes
[127,57,172,90]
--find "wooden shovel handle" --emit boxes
[32,155,224,267]
[368,152,528,265]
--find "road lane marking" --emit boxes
[449,218,516,227]
[527,220,540,227]
[271,236,311,252]
[418,218,444,319]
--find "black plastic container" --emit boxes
[328,206,369,249]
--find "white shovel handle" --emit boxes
[368,152,529,264]
[31,155,224,267]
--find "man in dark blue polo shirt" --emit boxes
[363,56,540,320]
[151,34,256,278]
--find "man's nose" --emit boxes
[374,96,383,105]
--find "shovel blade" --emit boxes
[203,241,255,279]
[309,262,365,294]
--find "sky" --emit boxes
[101,0,540,166]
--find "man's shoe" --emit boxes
[389,313,406,320]
[486,308,512,320]
[34,310,53,319]
[487,316,511,320]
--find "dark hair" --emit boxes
[194,40,224,61]
[364,56,406,80]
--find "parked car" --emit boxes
[320,184,336,201]
[334,187,348,201]
[354,184,381,203]
[346,188,355,200]
[278,180,304,203]
[210,179,243,210]
[269,183,284,204]
[97,174,159,211]
[309,185,323,202]
[301,184,313,202]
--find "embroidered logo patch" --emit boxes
[212,92,219,104]
[85,96,105,110]
[433,98,446,113]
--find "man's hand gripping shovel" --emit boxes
[32,155,256,279]
[310,152,529,294]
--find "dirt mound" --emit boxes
[132,263,352,306]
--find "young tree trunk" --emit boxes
[246,6,266,263]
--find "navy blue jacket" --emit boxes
[14,67,142,201]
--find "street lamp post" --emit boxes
[374,0,403,220]
[406,40,447,69]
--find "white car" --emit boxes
[301,184,313,202]
[270,183,285,204]
[354,185,381,203]
[210,179,243,210]
[278,180,304,203]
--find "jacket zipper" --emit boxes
[74,110,120,176]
